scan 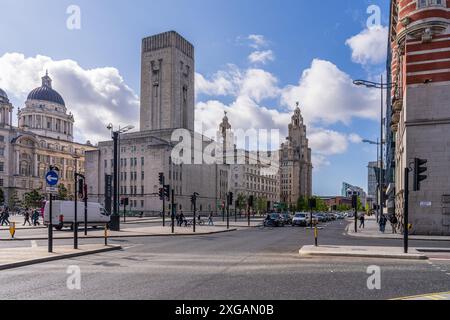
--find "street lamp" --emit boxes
[354,77,392,220]
[107,123,135,231]
[362,138,381,222]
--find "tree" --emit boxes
[236,193,247,211]
[296,196,308,211]
[9,191,21,209]
[57,184,69,200]
[23,189,44,208]
[255,197,268,213]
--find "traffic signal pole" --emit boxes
[84,183,88,236]
[48,193,53,253]
[404,167,410,254]
[171,189,175,234]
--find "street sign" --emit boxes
[46,170,59,186]
[420,201,432,208]
[46,187,58,193]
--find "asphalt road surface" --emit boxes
[1,220,449,300]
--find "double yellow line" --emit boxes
[392,291,450,300]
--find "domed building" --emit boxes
[0,72,96,206]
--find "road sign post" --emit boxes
[46,169,59,253]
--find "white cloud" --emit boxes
[345,26,388,65]
[247,34,268,49]
[195,71,236,97]
[281,59,379,126]
[348,133,363,144]
[196,59,380,169]
[308,129,349,156]
[248,50,275,65]
[0,53,139,144]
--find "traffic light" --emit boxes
[191,192,199,206]
[228,192,234,206]
[163,185,170,201]
[78,178,85,198]
[159,188,164,201]
[121,198,129,206]
[158,173,165,185]
[248,195,254,208]
[308,198,317,209]
[352,195,358,209]
[414,158,428,191]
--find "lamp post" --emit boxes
[354,77,392,221]
[106,124,135,231]
[362,138,381,222]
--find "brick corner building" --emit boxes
[387,0,450,235]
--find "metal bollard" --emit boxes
[104,224,108,246]
[314,222,318,247]
[9,222,16,239]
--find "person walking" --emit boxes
[32,210,40,226]
[359,214,365,229]
[208,212,214,226]
[389,214,398,234]
[379,214,387,233]
[0,210,7,226]
[23,209,32,226]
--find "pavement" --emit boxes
[299,245,427,260]
[0,244,121,270]
[0,225,238,241]
[345,216,450,241]
[393,291,450,300]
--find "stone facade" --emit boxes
[388,0,450,235]
[140,31,195,132]
[0,73,95,205]
[279,105,312,206]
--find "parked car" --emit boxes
[292,213,308,227]
[264,213,285,227]
[280,212,293,225]
[315,213,326,223]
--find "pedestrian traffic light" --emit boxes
[191,192,199,205]
[163,185,170,200]
[158,173,165,186]
[159,188,164,201]
[413,158,428,191]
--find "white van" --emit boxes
[43,201,110,230]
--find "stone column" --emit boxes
[15,150,20,175]
[34,153,38,177]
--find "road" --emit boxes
[0,219,449,300]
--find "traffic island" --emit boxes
[0,244,122,270]
[299,245,427,260]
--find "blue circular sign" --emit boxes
[46,171,59,186]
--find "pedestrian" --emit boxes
[0,211,7,226]
[389,214,398,234]
[179,212,185,227]
[359,214,365,229]
[175,213,180,226]
[32,210,40,226]
[379,214,387,233]
[23,209,32,226]
[208,212,214,226]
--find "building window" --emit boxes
[0,179,3,187]
[418,0,445,8]
[0,162,3,172]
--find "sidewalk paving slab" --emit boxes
[299,245,427,260]
[0,244,122,271]
[345,217,450,241]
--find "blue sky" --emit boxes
[0,0,391,196]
